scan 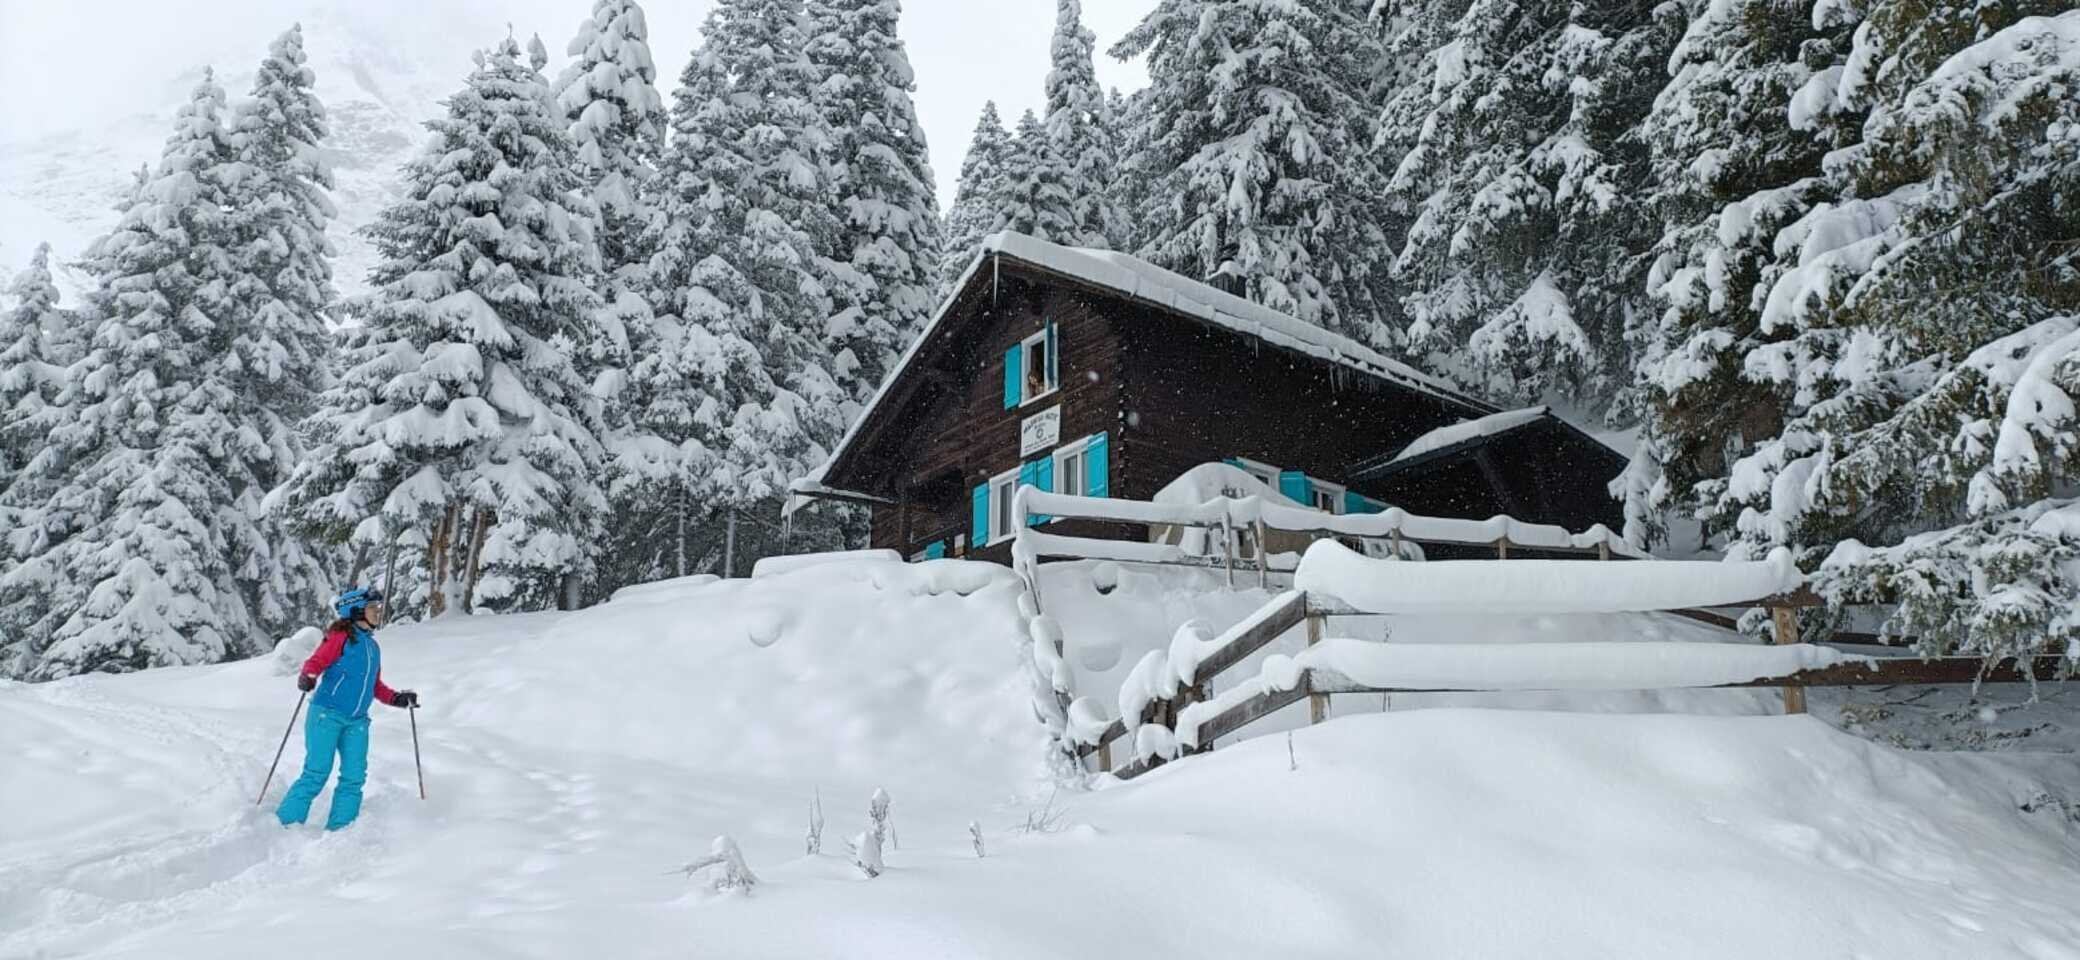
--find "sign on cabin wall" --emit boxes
[1020,405,1062,456]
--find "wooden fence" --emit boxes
[1075,590,2068,780]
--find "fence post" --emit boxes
[1597,538,1611,561]
[1097,740,1111,773]
[1222,516,1236,588]
[1305,606,1327,725]
[1390,528,1403,560]
[1255,517,1269,589]
[1495,536,1510,559]
[1770,605,1807,715]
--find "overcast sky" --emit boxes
[0,0,1157,207]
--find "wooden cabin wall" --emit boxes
[858,268,1127,559]
[1112,309,1468,501]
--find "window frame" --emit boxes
[1309,479,1347,515]
[1019,327,1058,406]
[1053,435,1092,500]
[987,467,1020,544]
[1232,456,1281,490]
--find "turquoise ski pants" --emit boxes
[275,704,371,830]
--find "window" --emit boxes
[988,468,1018,544]
[1020,325,1058,404]
[1054,437,1090,499]
[1310,480,1347,515]
[1232,456,1281,489]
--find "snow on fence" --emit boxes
[1010,487,1645,572]
[1060,543,2067,780]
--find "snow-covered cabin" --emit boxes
[796,232,1627,563]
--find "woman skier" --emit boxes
[276,586,420,831]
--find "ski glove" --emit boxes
[391,690,420,709]
[296,674,317,692]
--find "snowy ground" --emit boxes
[4,557,2080,959]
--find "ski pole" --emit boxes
[409,704,426,800]
[257,690,308,805]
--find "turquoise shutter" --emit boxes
[1003,343,1022,408]
[1345,490,1385,514]
[1222,456,1244,469]
[1279,470,1313,504]
[1087,432,1110,498]
[924,540,946,560]
[972,483,989,543]
[1045,319,1059,390]
[1034,455,1055,523]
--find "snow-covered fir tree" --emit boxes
[221,24,341,635]
[805,0,942,407]
[997,109,1078,244]
[1615,0,1864,548]
[1113,0,1397,338]
[556,0,663,391]
[0,244,68,505]
[3,74,254,678]
[1105,85,1155,255]
[1374,0,1675,401]
[936,100,1012,295]
[1043,0,1118,248]
[271,36,608,616]
[557,0,670,591]
[622,0,853,582]
[1651,5,2080,662]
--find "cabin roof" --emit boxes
[811,232,1495,490]
[1347,405,1626,484]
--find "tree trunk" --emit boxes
[724,511,739,578]
[381,521,401,608]
[428,502,458,617]
[461,507,491,613]
[675,488,687,579]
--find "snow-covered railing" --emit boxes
[1012,487,1641,561]
[1071,542,2065,780]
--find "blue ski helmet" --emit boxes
[334,586,385,620]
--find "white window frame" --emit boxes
[1233,456,1281,489]
[1310,479,1347,515]
[987,468,1019,544]
[1053,436,1092,499]
[1019,327,1058,406]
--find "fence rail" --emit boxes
[1077,590,2068,782]
[1008,488,2067,783]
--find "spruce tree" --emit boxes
[273,37,608,616]
[998,109,1078,244]
[556,0,664,390]
[0,244,67,501]
[1617,0,1853,546]
[1374,0,1675,399]
[1672,5,2080,663]
[223,24,341,634]
[6,74,252,678]
[936,100,1013,295]
[1113,0,1396,336]
[805,0,943,406]
[1044,0,1118,248]
[628,0,852,578]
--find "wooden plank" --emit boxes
[1309,655,2071,695]
[1113,755,1160,781]
[1193,590,1312,681]
[1771,605,1806,714]
[1195,684,1314,746]
[1074,719,1130,759]
[1305,612,1327,725]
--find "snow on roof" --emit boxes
[986,233,1486,411]
[1388,405,1553,466]
[810,233,1493,489]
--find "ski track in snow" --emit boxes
[4,559,2080,959]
